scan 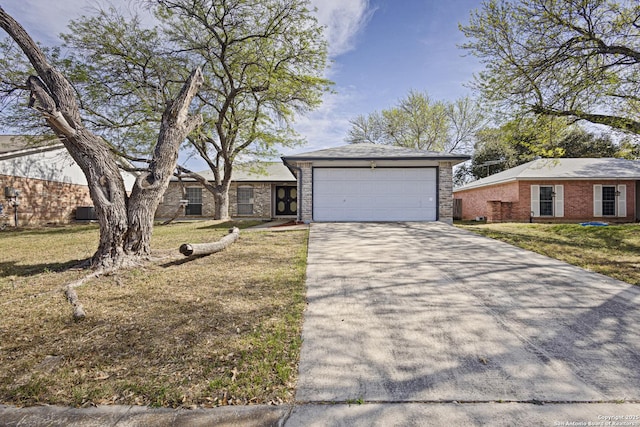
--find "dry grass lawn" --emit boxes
[0,220,308,408]
[456,222,640,286]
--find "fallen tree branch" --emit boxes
[179,227,240,257]
[63,269,112,321]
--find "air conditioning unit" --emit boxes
[76,206,97,221]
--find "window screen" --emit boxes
[602,186,616,216]
[237,187,254,215]
[539,186,554,216]
[185,187,202,215]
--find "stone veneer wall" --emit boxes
[295,162,313,223]
[156,180,290,219]
[155,182,216,219]
[438,162,453,224]
[229,182,272,218]
[0,174,92,226]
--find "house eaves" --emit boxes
[0,134,64,161]
[281,143,470,165]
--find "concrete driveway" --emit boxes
[287,222,640,425]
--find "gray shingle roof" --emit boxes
[455,158,640,191]
[175,162,295,182]
[281,143,470,162]
[0,135,62,157]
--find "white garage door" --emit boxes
[313,167,437,221]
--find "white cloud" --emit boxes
[2,0,153,46]
[310,0,375,57]
[288,87,364,153]
[3,0,374,58]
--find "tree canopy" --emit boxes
[460,0,640,134]
[154,0,332,219]
[346,90,485,153]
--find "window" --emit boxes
[539,186,554,216]
[531,185,563,217]
[594,184,626,217]
[185,187,202,216]
[602,186,616,216]
[237,186,254,215]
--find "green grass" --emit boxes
[0,220,308,408]
[456,222,640,285]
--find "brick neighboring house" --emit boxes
[0,135,136,226]
[454,158,640,223]
[155,162,298,220]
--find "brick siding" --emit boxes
[0,174,92,226]
[454,180,637,223]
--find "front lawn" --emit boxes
[456,222,640,286]
[0,221,308,408]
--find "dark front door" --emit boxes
[275,186,297,216]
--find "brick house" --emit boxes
[0,135,136,226]
[155,162,298,220]
[453,158,640,223]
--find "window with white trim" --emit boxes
[237,186,254,215]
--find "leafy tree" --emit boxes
[346,90,484,153]
[460,0,640,134]
[156,0,331,219]
[0,6,204,269]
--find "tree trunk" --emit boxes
[214,180,232,220]
[0,7,203,270]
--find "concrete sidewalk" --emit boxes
[3,221,640,426]
[3,402,640,426]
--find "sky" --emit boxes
[1,0,484,164]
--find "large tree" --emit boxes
[460,0,640,134]
[161,0,330,219]
[0,6,204,269]
[346,90,485,153]
[26,0,329,221]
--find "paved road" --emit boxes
[287,222,640,425]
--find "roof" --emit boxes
[455,158,640,191]
[281,143,470,162]
[175,162,295,182]
[0,135,63,159]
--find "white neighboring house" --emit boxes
[0,135,136,226]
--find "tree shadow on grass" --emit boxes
[159,254,210,268]
[196,220,264,230]
[0,259,90,278]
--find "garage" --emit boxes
[313,167,437,221]
[281,143,469,223]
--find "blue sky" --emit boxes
[1,0,483,161]
[298,0,483,153]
